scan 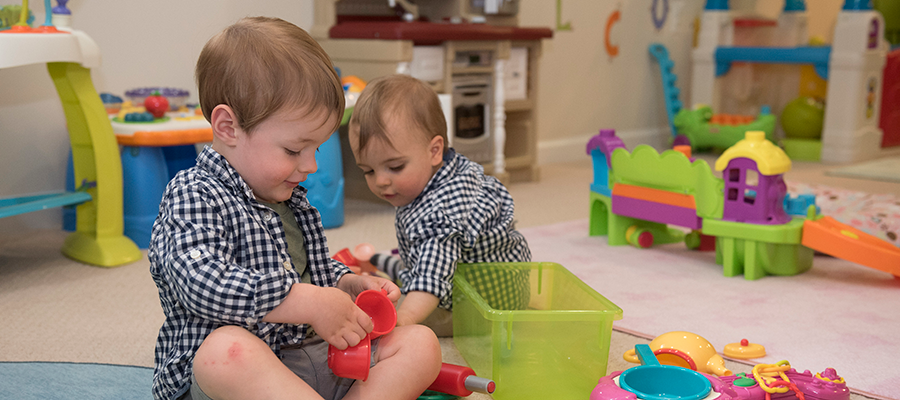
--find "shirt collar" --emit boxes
[195,146,310,209]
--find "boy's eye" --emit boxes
[390,164,405,172]
[285,148,301,156]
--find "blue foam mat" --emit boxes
[0,362,152,400]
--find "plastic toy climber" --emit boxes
[0,0,141,267]
[586,129,900,280]
[649,43,776,150]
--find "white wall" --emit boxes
[0,0,314,232]
[519,0,705,165]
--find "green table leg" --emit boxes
[48,62,141,267]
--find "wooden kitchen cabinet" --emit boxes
[312,0,550,187]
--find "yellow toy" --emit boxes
[622,331,732,377]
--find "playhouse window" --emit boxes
[728,169,740,182]
[745,170,758,186]
[728,188,738,201]
[744,189,756,204]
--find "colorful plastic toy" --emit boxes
[591,358,850,400]
[623,331,732,377]
[723,339,766,360]
[331,246,377,275]
[649,43,776,149]
[426,363,495,397]
[1,12,141,266]
[587,129,900,280]
[617,344,713,400]
[691,0,889,164]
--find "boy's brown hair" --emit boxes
[196,17,344,133]
[349,74,447,155]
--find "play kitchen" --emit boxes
[312,0,552,189]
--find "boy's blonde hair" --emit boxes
[349,74,447,155]
[196,17,344,133]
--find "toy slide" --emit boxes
[649,43,776,149]
[802,216,900,277]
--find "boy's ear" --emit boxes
[210,104,240,146]
[429,135,444,166]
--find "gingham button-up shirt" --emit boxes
[149,146,350,400]
[395,150,531,310]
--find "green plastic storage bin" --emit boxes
[453,262,623,400]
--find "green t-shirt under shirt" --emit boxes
[263,201,311,284]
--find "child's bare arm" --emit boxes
[396,291,440,326]
[262,283,372,349]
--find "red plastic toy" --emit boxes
[427,363,495,397]
[144,91,170,119]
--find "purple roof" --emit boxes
[586,129,627,167]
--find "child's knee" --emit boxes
[395,324,441,362]
[194,325,264,372]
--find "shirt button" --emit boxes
[245,317,254,326]
[189,250,201,259]
[283,261,292,271]
[264,213,273,221]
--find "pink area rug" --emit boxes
[520,219,900,400]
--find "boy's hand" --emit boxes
[337,273,401,303]
[306,286,373,350]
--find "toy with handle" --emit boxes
[618,344,712,400]
[427,363,495,397]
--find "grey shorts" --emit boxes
[178,335,361,400]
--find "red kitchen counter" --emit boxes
[329,21,552,43]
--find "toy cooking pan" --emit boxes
[618,344,712,400]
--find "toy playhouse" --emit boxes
[690,0,892,163]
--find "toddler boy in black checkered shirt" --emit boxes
[348,74,532,337]
[148,18,441,400]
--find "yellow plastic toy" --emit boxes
[623,331,732,376]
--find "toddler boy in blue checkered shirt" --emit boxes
[348,75,531,337]
[148,18,440,400]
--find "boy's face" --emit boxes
[229,107,337,204]
[350,114,443,208]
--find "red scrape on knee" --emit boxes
[226,341,242,363]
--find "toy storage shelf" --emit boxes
[0,30,141,267]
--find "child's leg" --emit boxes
[369,253,405,280]
[192,325,323,400]
[343,324,441,400]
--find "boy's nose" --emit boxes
[298,156,317,175]
[375,172,390,187]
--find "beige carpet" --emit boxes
[1,159,893,400]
